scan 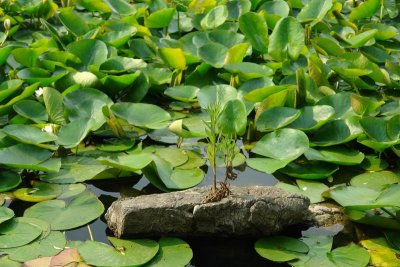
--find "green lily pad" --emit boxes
[150,156,204,190]
[97,139,135,152]
[164,85,200,102]
[328,184,400,210]
[97,153,153,172]
[41,156,109,184]
[0,218,43,249]
[2,124,57,149]
[345,209,400,230]
[24,190,104,230]
[255,236,309,262]
[144,237,193,267]
[66,39,108,70]
[360,155,389,171]
[57,183,86,199]
[218,99,247,136]
[145,8,175,28]
[0,170,21,193]
[201,5,228,30]
[198,42,228,68]
[197,84,237,109]
[0,256,19,267]
[350,171,400,190]
[304,146,365,166]
[155,147,189,168]
[0,144,54,170]
[176,150,206,170]
[251,128,309,161]
[78,237,159,267]
[238,12,269,53]
[247,158,292,174]
[224,62,273,80]
[276,180,328,203]
[56,118,95,149]
[111,103,171,129]
[0,231,66,262]
[311,117,363,146]
[64,88,113,131]
[0,207,14,224]
[13,181,62,202]
[279,161,339,179]
[288,105,335,131]
[13,100,48,123]
[329,243,370,267]
[256,107,300,132]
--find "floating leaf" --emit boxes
[276,180,328,203]
[239,12,268,53]
[279,161,339,179]
[350,171,400,190]
[256,107,300,132]
[78,237,159,267]
[251,129,309,161]
[0,170,21,193]
[247,157,292,174]
[97,153,153,172]
[0,207,14,224]
[0,218,42,249]
[145,237,193,267]
[145,8,175,28]
[255,236,309,262]
[288,105,335,131]
[24,190,104,230]
[13,100,48,123]
[268,17,305,61]
[349,0,380,21]
[201,5,228,30]
[0,231,66,262]
[41,156,108,184]
[13,181,61,202]
[111,103,171,129]
[304,146,364,165]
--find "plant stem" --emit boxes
[87,224,94,241]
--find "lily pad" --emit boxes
[0,218,43,249]
[361,238,400,267]
[256,107,300,132]
[13,100,48,123]
[251,128,309,161]
[304,146,365,166]
[255,236,309,262]
[279,161,339,179]
[0,207,14,224]
[145,237,193,267]
[350,171,400,190]
[2,124,57,149]
[247,158,292,174]
[97,153,153,172]
[78,237,159,267]
[0,231,66,262]
[41,156,109,184]
[0,170,21,193]
[327,184,400,210]
[155,147,189,168]
[24,190,104,230]
[13,181,62,202]
[0,144,54,171]
[288,105,335,131]
[311,117,363,146]
[276,180,328,203]
[164,86,200,102]
[111,103,171,129]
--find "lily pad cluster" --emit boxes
[0,0,399,265]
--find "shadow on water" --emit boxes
[63,165,285,266]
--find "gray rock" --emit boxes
[105,186,311,237]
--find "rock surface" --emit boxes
[105,186,311,237]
